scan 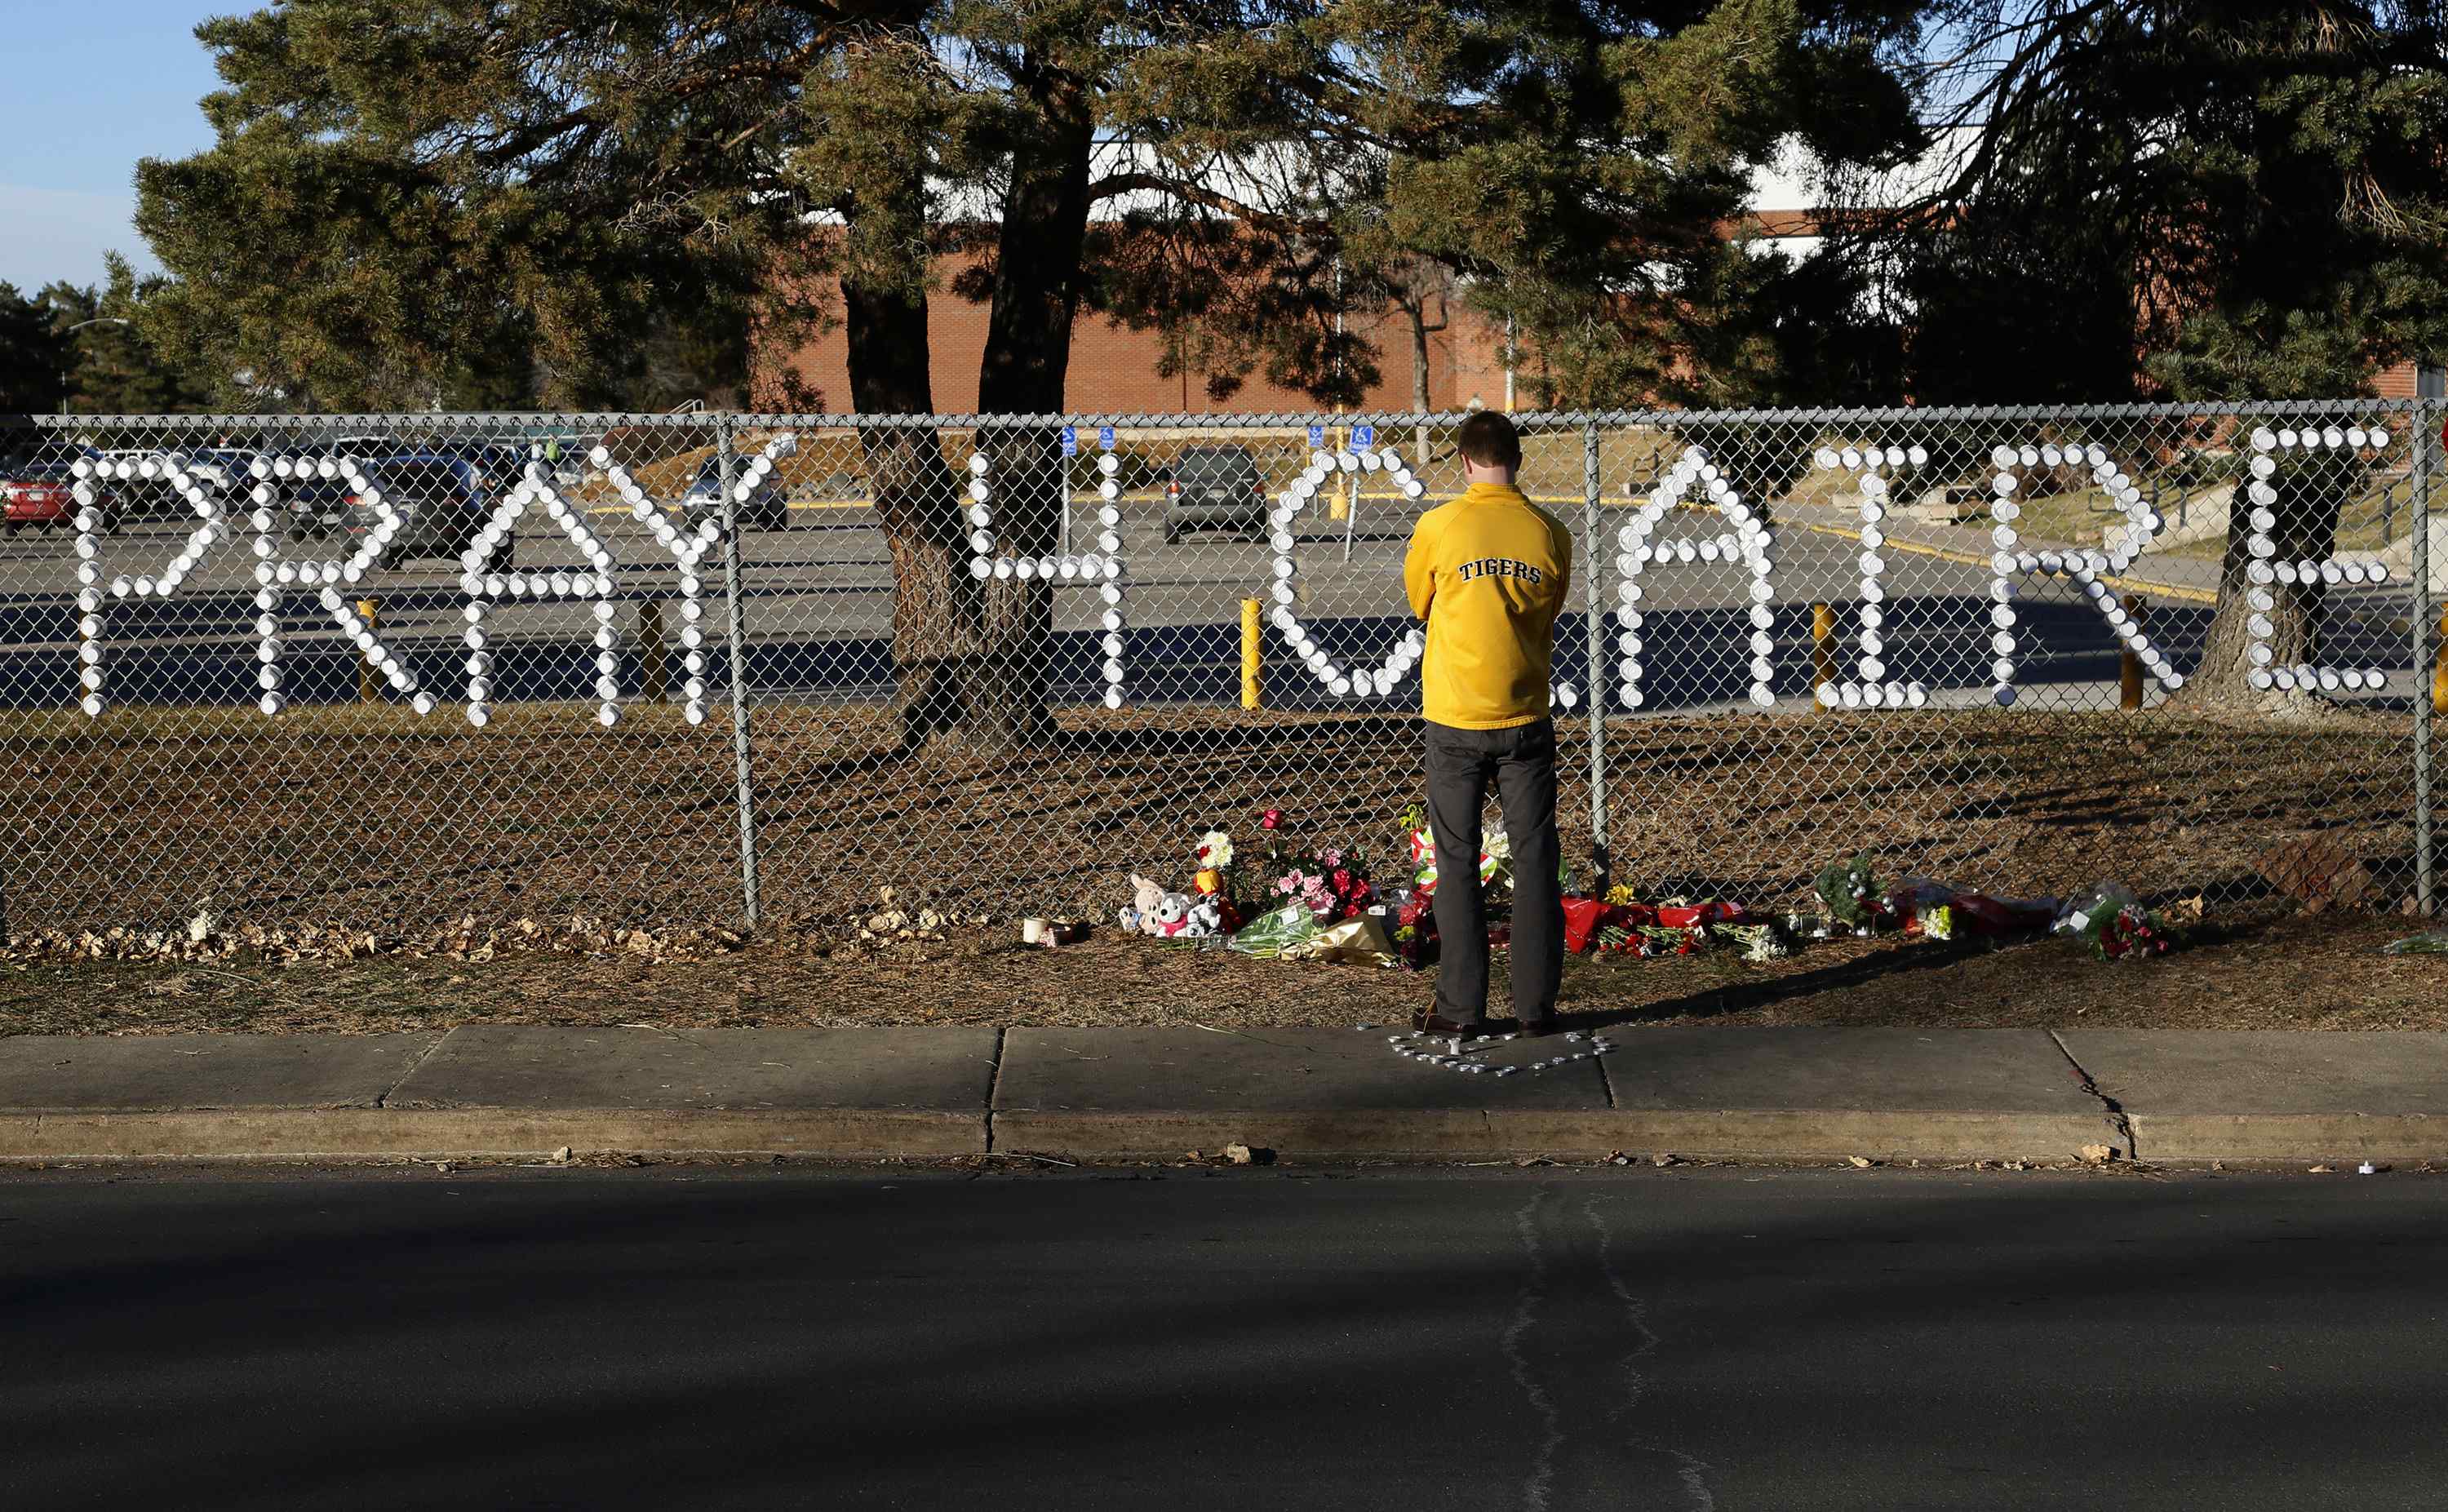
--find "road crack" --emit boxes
[2048,1030,2140,1160]
[1503,1186,1714,1510]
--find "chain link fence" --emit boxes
[2,402,2437,935]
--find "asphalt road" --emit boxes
[7,1164,2447,1510]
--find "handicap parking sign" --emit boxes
[1352,424,1376,447]
[1306,424,1325,448]
[1098,425,1115,450]
[1059,425,1077,457]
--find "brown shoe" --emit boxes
[1414,1011,1490,1040]
[1515,1019,1562,1039]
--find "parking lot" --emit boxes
[18,472,2407,716]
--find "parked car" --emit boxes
[437,441,527,505]
[180,448,260,503]
[1162,444,1267,543]
[278,441,507,542]
[681,455,789,532]
[2,459,82,532]
[342,454,513,567]
[93,449,195,521]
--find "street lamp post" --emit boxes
[60,317,132,415]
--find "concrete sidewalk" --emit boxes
[2,1025,2443,1166]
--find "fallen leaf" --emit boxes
[1846,1155,1874,1168]
[2079,1143,2116,1164]
[1222,1143,1255,1165]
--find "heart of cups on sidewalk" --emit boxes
[1371,1025,1615,1077]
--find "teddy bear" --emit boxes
[1149,890,1195,938]
[1117,872,1168,934]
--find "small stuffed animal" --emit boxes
[1183,895,1223,938]
[1151,891,1193,938]
[1119,872,1167,934]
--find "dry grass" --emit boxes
[1,703,2422,935]
[4,906,2439,1039]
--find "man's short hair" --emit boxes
[1457,410,1523,471]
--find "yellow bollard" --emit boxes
[357,598,379,704]
[1328,427,1350,521]
[639,599,667,703]
[1811,602,1836,705]
[2433,604,2447,716]
[2119,596,2145,711]
[1241,598,1263,711]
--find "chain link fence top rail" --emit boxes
[1,401,2437,934]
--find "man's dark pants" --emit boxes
[1424,716,1563,1026]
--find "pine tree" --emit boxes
[0,284,69,416]
[41,258,212,416]
[136,1,1919,746]
[1904,2,2448,709]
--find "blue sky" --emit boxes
[0,1,224,293]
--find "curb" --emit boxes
[994,1109,2131,1165]
[2129,1113,2448,1164]
[1,1106,2129,1165]
[0,1108,987,1162]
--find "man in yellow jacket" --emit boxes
[1403,410,1572,1040]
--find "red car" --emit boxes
[2,462,81,531]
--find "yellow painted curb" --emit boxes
[1799,522,2222,606]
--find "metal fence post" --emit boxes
[2414,389,2438,916]
[716,414,763,930]
[1581,417,1609,885]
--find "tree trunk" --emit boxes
[976,64,1096,419]
[891,58,1092,748]
[2186,446,2357,712]
[845,273,1060,755]
[837,51,1094,756]
[1408,300,1433,467]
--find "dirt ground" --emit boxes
[5,905,2440,1039]
[2,703,2427,933]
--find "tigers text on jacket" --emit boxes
[1402,481,1573,730]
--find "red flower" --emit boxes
[1260,809,1284,831]
[1330,868,1353,891]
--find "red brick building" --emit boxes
[756,162,2427,413]
[758,242,1519,416]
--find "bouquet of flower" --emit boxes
[2054,882,2176,961]
[1590,925,1645,956]
[1270,844,1376,921]
[1563,894,1660,953]
[1390,888,1439,970]
[1191,829,1235,896]
[1883,877,1956,932]
[1921,893,2059,942]
[1639,923,1710,957]
[1657,899,1747,929]
[1710,922,1792,962]
[1226,900,1324,959]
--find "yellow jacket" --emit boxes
[1403,482,1573,729]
